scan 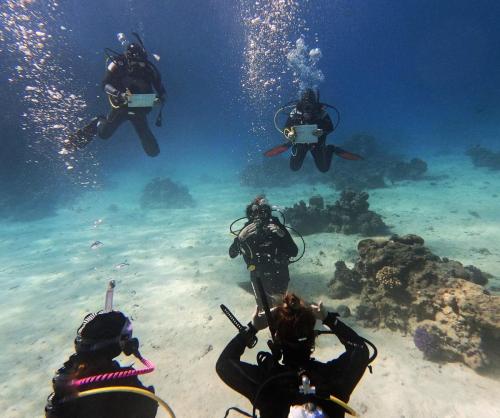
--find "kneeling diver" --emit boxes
[45,281,175,418]
[67,32,166,157]
[217,291,376,418]
[265,89,362,172]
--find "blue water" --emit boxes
[1,1,500,417]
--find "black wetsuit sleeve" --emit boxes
[148,62,166,98]
[229,237,241,258]
[321,313,370,401]
[284,109,302,130]
[317,112,334,136]
[102,66,122,97]
[277,224,298,257]
[216,332,261,403]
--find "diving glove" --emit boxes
[240,322,258,348]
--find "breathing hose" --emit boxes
[75,386,176,417]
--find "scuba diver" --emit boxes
[216,293,374,418]
[45,281,174,418]
[229,196,299,309]
[265,88,362,172]
[67,32,166,157]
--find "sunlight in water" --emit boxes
[0,0,99,187]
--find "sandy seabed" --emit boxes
[0,154,499,418]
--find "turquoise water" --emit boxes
[1,1,500,417]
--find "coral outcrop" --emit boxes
[386,158,428,182]
[329,134,428,190]
[329,234,499,370]
[466,145,500,170]
[140,177,195,209]
[284,190,389,236]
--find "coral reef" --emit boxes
[466,145,500,170]
[386,158,428,182]
[329,134,428,189]
[329,234,499,370]
[140,177,195,209]
[284,190,389,236]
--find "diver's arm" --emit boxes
[322,314,370,400]
[216,331,261,403]
[318,111,334,136]
[148,62,166,100]
[101,62,124,99]
[229,238,241,258]
[284,109,301,130]
[277,223,298,257]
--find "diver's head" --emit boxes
[273,293,316,365]
[288,403,328,418]
[246,195,272,223]
[298,88,320,122]
[125,42,147,65]
[74,311,139,360]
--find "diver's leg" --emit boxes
[311,142,335,172]
[289,144,308,171]
[250,269,282,310]
[268,268,290,302]
[129,111,160,157]
[67,117,101,150]
[97,109,127,139]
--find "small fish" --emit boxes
[93,219,104,228]
[90,241,103,250]
[115,262,129,270]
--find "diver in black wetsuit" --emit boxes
[216,293,371,418]
[45,292,158,417]
[229,196,298,309]
[284,88,335,172]
[68,33,166,157]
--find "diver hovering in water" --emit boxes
[265,88,362,172]
[67,32,166,157]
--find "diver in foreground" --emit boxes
[265,88,362,172]
[216,293,374,418]
[67,32,166,157]
[45,281,174,418]
[229,196,299,309]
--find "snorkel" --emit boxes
[70,281,156,388]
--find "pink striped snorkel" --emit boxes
[71,356,155,387]
[71,280,156,388]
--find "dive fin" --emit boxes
[67,117,100,150]
[264,142,292,157]
[332,146,363,161]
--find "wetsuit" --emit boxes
[45,355,158,418]
[229,216,298,307]
[69,56,166,156]
[216,313,370,418]
[285,107,334,172]
[98,56,166,157]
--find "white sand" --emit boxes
[0,154,499,418]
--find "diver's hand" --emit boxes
[238,223,257,242]
[251,306,268,331]
[313,128,324,137]
[284,128,296,140]
[268,222,285,238]
[311,301,327,321]
[118,92,129,104]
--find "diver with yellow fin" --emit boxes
[67,32,166,157]
[45,281,175,418]
[265,89,362,172]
